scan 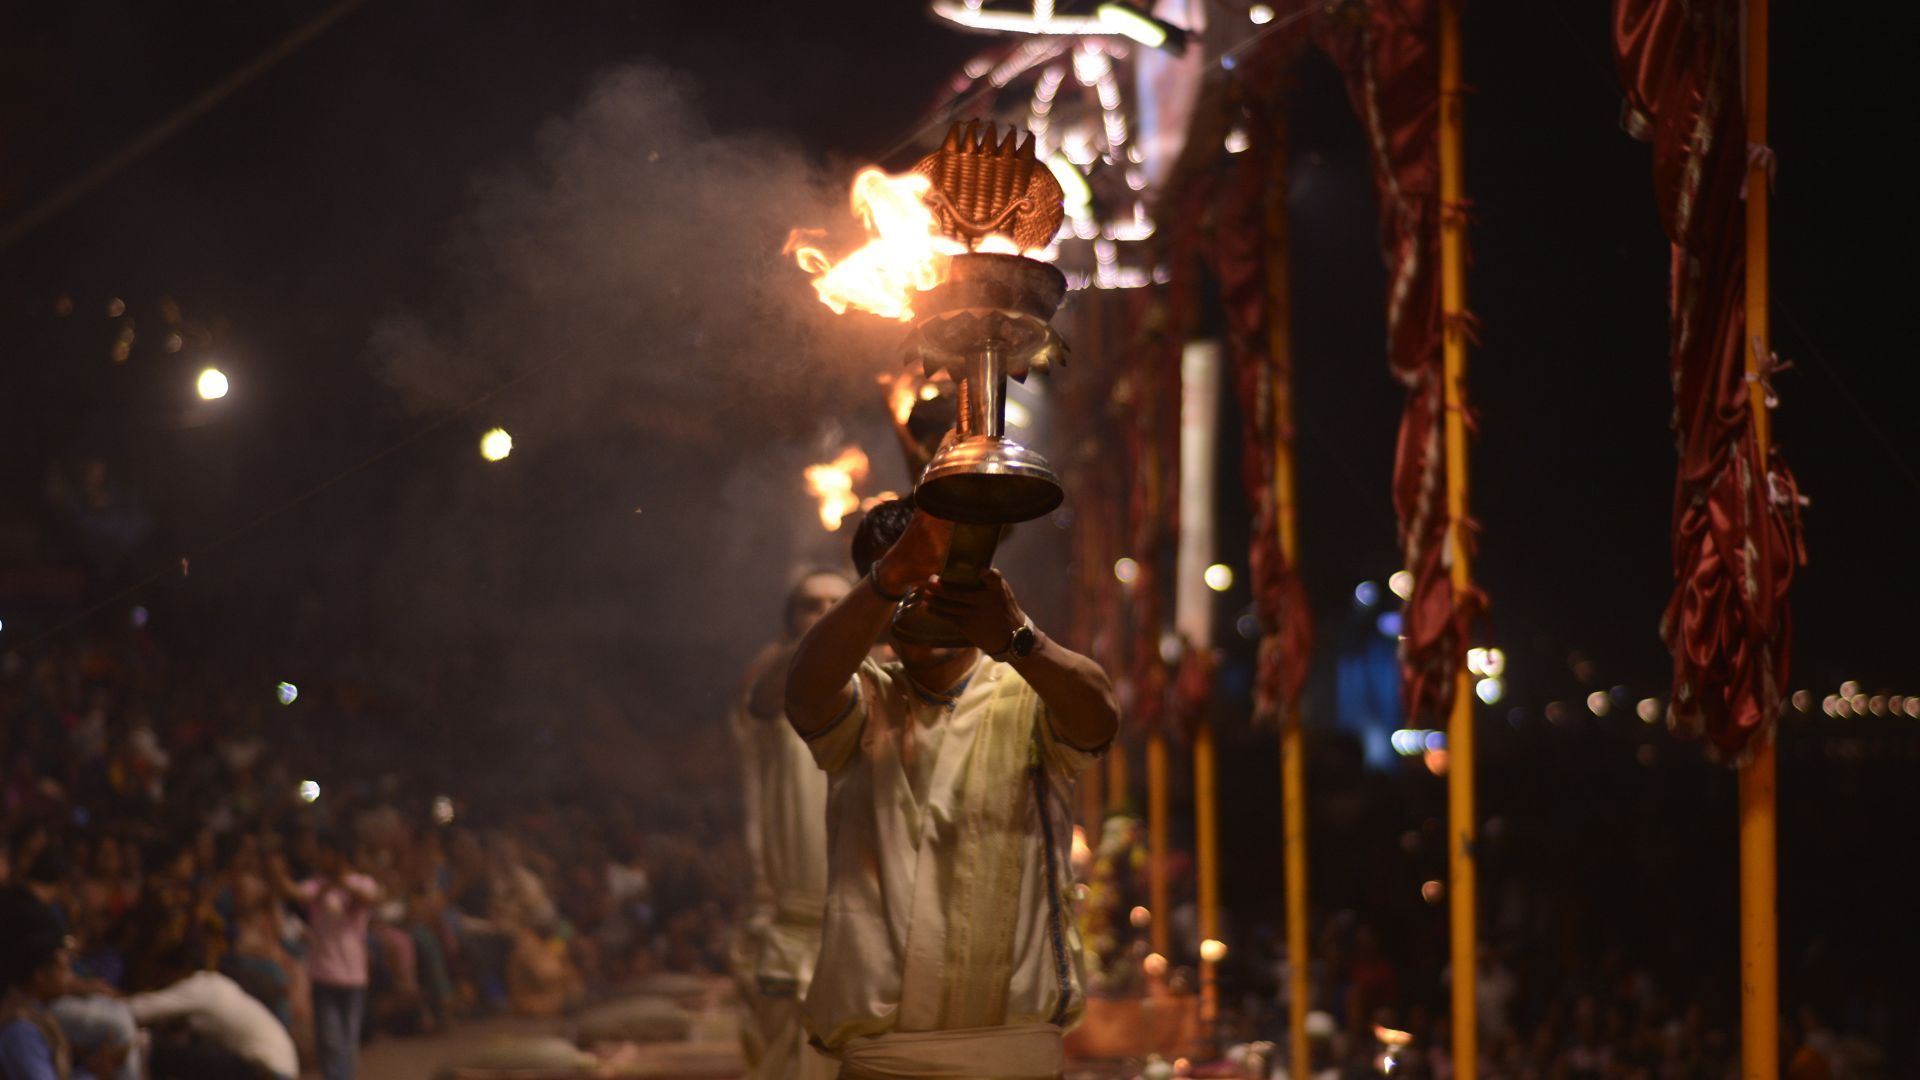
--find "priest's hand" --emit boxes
[872,511,954,597]
[921,568,1025,654]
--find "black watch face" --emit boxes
[1011,625,1037,657]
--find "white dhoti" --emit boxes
[801,657,1100,1075]
[835,1023,1064,1080]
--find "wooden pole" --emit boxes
[1437,1,1478,1075]
[1107,736,1130,813]
[1081,746,1105,833]
[1262,102,1313,1080]
[1194,719,1221,1039]
[1740,1,1778,1075]
[1146,732,1171,960]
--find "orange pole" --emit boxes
[1107,736,1130,813]
[1146,733,1171,960]
[1438,1,1478,1075]
[1263,102,1313,1080]
[1194,719,1220,1041]
[1740,1,1778,1076]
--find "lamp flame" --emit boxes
[881,371,924,425]
[804,446,871,530]
[787,167,1044,321]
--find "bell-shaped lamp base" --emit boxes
[915,436,1062,525]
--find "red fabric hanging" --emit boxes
[1315,0,1481,728]
[1209,111,1314,727]
[1615,0,1802,761]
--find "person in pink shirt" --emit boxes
[272,834,379,1080]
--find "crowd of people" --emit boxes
[1,620,748,1080]
[2,598,1894,1080]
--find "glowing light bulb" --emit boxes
[480,427,513,462]
[1204,563,1233,591]
[196,367,230,400]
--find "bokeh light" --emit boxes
[432,795,455,825]
[275,681,299,706]
[1388,569,1414,600]
[1587,691,1612,717]
[196,367,230,400]
[1354,580,1381,607]
[480,427,514,462]
[1421,880,1444,904]
[1204,563,1233,591]
[298,780,321,803]
[1466,647,1506,678]
[1113,557,1139,584]
[1199,939,1228,964]
[1475,676,1504,705]
[1129,905,1151,928]
[1249,3,1275,23]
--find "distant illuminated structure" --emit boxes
[927,0,1208,290]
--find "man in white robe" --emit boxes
[785,501,1119,1080]
[733,569,849,1080]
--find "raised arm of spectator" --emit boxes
[266,854,304,905]
[784,512,952,736]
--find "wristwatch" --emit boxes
[990,618,1039,663]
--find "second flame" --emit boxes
[803,446,871,531]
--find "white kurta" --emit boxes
[802,655,1097,1062]
[733,695,836,1080]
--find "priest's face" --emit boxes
[891,640,973,677]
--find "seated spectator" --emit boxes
[1,886,129,1080]
[126,969,299,1080]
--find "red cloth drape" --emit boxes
[1315,0,1480,728]
[1125,253,1197,737]
[1615,0,1802,761]
[1209,106,1314,726]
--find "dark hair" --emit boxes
[851,497,916,578]
[0,887,67,989]
[24,841,69,886]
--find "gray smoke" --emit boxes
[361,64,916,789]
[372,64,901,435]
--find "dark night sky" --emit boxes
[0,1,1913,727]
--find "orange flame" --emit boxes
[787,168,1045,321]
[803,446,871,531]
[880,371,923,425]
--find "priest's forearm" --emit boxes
[784,576,895,735]
[1011,632,1119,751]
